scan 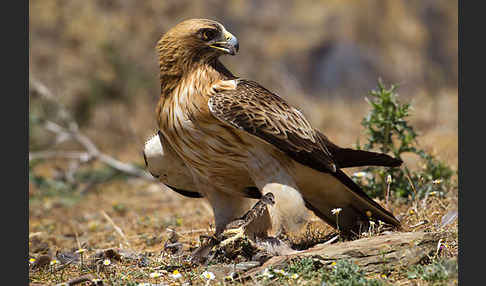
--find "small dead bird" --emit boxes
[225,193,275,230]
[220,193,276,246]
[190,193,278,263]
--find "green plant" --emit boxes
[29,158,128,205]
[285,257,322,280]
[29,159,76,198]
[355,79,455,200]
[407,258,457,285]
[321,260,388,286]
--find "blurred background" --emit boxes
[29,0,458,167]
[28,3,459,276]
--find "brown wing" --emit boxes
[209,80,401,233]
[317,131,403,168]
[209,79,336,173]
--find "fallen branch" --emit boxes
[29,77,154,181]
[242,231,443,278]
[28,150,90,161]
[101,210,132,248]
[54,275,102,286]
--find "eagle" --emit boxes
[146,18,402,240]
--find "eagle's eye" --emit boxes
[199,28,218,42]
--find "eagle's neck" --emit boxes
[156,58,237,130]
[159,58,235,96]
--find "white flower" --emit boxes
[433,179,443,184]
[201,271,215,280]
[290,273,299,279]
[261,268,274,278]
[103,259,111,266]
[50,259,59,266]
[353,171,368,178]
[149,271,163,278]
[331,208,342,215]
[170,270,182,279]
[386,174,392,184]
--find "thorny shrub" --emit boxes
[355,79,455,201]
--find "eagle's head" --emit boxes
[157,19,239,76]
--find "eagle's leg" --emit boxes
[247,153,309,237]
[242,152,308,256]
[190,182,272,263]
[203,189,259,236]
[190,189,255,263]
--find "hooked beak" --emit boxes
[209,30,239,56]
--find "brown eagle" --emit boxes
[150,18,401,239]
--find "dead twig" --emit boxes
[404,166,420,216]
[29,151,90,161]
[409,220,428,228]
[70,222,82,251]
[29,77,154,181]
[54,258,75,272]
[177,228,215,235]
[322,234,339,245]
[101,210,132,248]
[42,120,153,180]
[54,274,101,286]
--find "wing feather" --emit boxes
[209,79,337,173]
[208,79,401,233]
[208,79,402,171]
[316,131,403,168]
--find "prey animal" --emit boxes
[144,19,402,242]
